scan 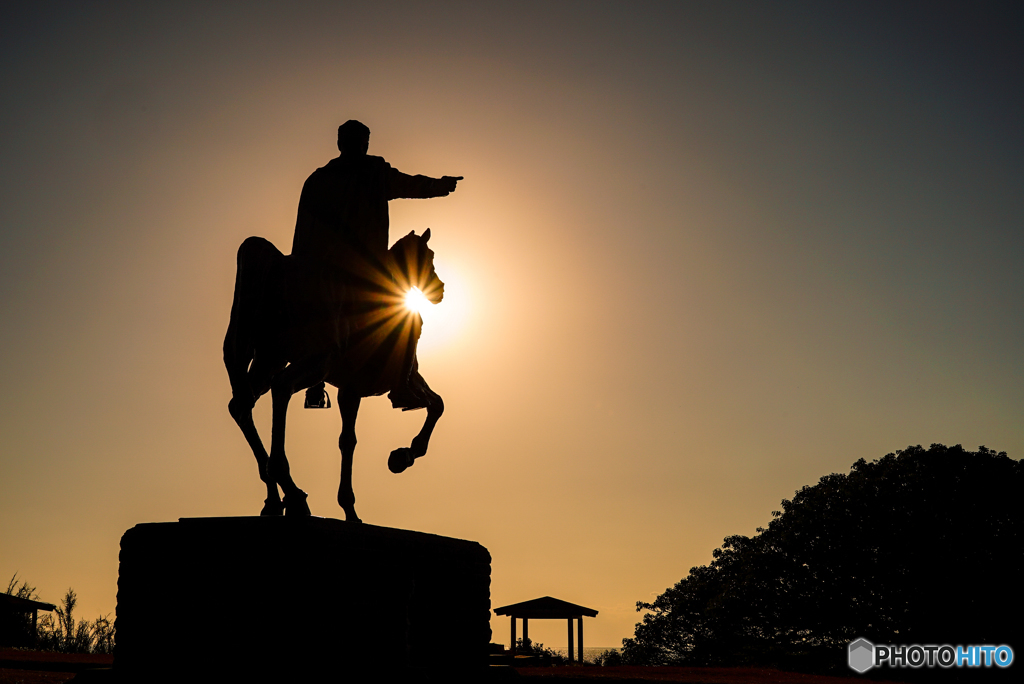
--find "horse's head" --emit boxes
[390,228,444,306]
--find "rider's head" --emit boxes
[338,120,370,156]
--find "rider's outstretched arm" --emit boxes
[387,167,462,200]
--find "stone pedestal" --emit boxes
[115,517,491,682]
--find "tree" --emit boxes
[620,445,1023,673]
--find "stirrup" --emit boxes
[304,383,331,409]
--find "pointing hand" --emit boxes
[441,176,463,194]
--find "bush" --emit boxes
[514,638,570,665]
[91,613,115,655]
[37,588,93,653]
[593,648,622,666]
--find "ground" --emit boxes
[0,648,111,683]
[516,665,893,682]
[2,649,903,683]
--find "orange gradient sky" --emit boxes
[2,2,1022,649]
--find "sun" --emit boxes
[404,286,432,314]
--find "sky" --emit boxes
[2,1,1022,650]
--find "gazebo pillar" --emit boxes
[523,617,529,648]
[567,617,574,664]
[577,614,584,663]
[510,615,517,654]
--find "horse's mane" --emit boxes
[389,230,435,294]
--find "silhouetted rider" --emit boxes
[292,120,461,409]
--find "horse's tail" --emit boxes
[224,237,284,404]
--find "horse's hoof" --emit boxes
[260,498,285,516]
[283,492,311,516]
[388,447,415,474]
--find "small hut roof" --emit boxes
[493,596,598,618]
[0,593,56,612]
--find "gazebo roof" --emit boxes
[0,593,56,612]
[494,596,598,618]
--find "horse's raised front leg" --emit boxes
[269,358,330,516]
[336,390,362,523]
[388,373,444,474]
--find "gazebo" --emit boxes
[0,593,56,647]
[494,596,598,664]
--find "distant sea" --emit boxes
[550,646,619,661]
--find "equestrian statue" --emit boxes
[223,120,462,522]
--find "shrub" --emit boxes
[514,638,570,665]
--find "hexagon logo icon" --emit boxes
[848,638,875,673]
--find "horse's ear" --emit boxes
[405,230,416,238]
[423,228,431,243]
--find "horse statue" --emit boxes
[223,229,444,522]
